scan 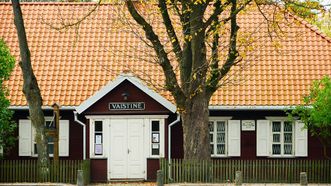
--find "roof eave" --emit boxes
[208,105,296,110]
[9,106,76,110]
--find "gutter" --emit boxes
[9,106,76,110]
[73,111,86,160]
[168,113,180,181]
[9,105,300,111]
[208,105,295,110]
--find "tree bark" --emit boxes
[181,93,210,160]
[11,0,49,180]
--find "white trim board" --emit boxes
[9,106,75,110]
[76,73,177,114]
[10,105,305,111]
[209,106,295,110]
[85,115,169,119]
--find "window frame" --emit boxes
[89,118,107,159]
[209,117,232,158]
[270,120,294,157]
[266,117,295,158]
[32,117,56,157]
[149,119,165,158]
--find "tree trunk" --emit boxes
[181,93,210,160]
[11,0,50,180]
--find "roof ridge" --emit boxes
[287,11,331,43]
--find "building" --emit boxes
[0,2,330,182]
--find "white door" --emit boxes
[109,119,145,179]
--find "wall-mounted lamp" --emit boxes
[121,92,129,101]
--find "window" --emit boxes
[33,120,55,156]
[271,121,293,156]
[151,120,160,156]
[149,119,165,158]
[94,121,103,155]
[18,119,69,157]
[257,119,308,157]
[209,121,227,156]
[89,119,106,158]
[209,118,240,157]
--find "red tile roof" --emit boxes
[0,2,330,107]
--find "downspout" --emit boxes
[74,111,86,160]
[168,113,180,180]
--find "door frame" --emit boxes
[86,115,168,181]
[109,118,146,180]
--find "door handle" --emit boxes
[128,149,130,154]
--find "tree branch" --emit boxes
[206,0,240,96]
[169,0,183,21]
[158,0,183,63]
[126,0,185,105]
[180,2,192,94]
[219,0,253,24]
[41,0,101,31]
[204,0,229,30]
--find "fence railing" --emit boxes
[160,159,331,183]
[0,160,90,183]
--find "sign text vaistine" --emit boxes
[109,102,145,111]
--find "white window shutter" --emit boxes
[295,121,308,157]
[256,120,269,156]
[228,120,241,156]
[19,120,32,156]
[59,120,69,157]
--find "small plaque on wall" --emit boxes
[241,120,255,131]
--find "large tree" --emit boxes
[0,39,16,158]
[125,0,326,160]
[11,0,50,179]
[125,0,278,160]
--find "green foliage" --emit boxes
[0,38,16,158]
[285,0,323,21]
[286,0,331,37]
[288,76,331,148]
[313,12,331,37]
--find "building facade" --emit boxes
[0,2,330,182]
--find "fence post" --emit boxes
[157,170,164,186]
[77,170,84,186]
[300,172,308,186]
[235,171,242,186]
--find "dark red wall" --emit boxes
[171,122,183,159]
[4,110,84,160]
[147,159,160,180]
[171,110,331,160]
[84,80,170,115]
[90,159,108,182]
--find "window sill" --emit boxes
[268,155,295,158]
[32,154,54,157]
[148,155,164,159]
[211,155,229,158]
[90,156,107,159]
